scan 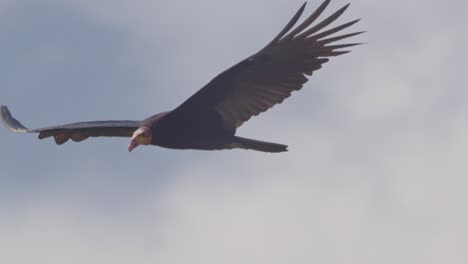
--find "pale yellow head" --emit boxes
[128,126,152,152]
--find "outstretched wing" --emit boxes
[1,105,140,145]
[172,0,363,129]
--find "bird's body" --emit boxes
[1,0,363,153]
[144,111,233,150]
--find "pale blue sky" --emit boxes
[1,0,468,263]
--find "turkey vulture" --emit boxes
[1,0,363,153]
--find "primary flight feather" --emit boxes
[1,0,363,153]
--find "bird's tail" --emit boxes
[229,136,288,153]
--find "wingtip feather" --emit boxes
[281,0,331,41]
[296,2,352,39]
[306,19,361,41]
[0,105,31,133]
[267,1,308,45]
[317,31,366,45]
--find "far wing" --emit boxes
[1,105,140,145]
[172,0,363,129]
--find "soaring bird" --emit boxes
[1,0,363,153]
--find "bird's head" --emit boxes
[128,126,152,152]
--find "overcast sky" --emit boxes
[1,0,467,263]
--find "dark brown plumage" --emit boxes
[1,1,363,153]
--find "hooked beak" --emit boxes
[128,139,139,152]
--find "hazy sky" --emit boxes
[1,0,467,263]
